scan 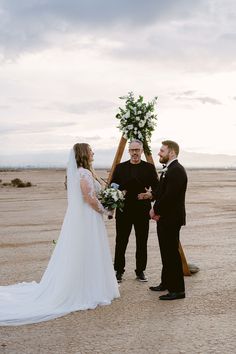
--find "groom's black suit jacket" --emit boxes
[153,160,187,225]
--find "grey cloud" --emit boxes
[0,0,205,56]
[174,91,222,105]
[1,0,236,72]
[73,135,102,142]
[104,3,236,70]
[193,97,222,105]
[170,91,196,97]
[0,121,77,135]
[182,91,196,96]
[1,0,203,28]
[54,100,116,115]
[177,96,222,105]
[220,33,236,41]
[0,104,10,109]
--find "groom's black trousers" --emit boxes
[157,219,185,293]
[114,209,149,275]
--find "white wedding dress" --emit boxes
[0,150,119,326]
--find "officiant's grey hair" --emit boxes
[129,139,143,148]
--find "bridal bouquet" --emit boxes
[98,183,125,219]
[116,92,157,154]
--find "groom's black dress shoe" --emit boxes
[149,284,167,292]
[159,292,185,300]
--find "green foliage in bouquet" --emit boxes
[98,187,125,212]
[116,92,157,154]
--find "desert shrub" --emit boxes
[11,178,23,186]
[17,182,26,188]
[11,178,32,188]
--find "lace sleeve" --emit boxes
[79,168,105,214]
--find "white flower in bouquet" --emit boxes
[98,183,125,219]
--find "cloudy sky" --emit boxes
[0,0,236,167]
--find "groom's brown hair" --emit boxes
[162,140,179,156]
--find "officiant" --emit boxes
[111,139,158,283]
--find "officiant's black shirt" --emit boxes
[111,160,158,211]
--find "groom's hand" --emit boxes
[149,208,160,221]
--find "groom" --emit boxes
[150,140,187,300]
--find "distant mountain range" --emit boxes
[0,149,235,169]
[178,150,236,168]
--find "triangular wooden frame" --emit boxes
[107,136,191,276]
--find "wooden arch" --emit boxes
[107,136,191,276]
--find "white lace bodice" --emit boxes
[78,167,104,213]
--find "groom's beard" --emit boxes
[159,156,169,164]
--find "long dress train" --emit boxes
[0,150,119,326]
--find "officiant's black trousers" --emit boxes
[157,220,185,293]
[114,212,149,275]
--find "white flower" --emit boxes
[123,110,130,119]
[158,167,168,174]
[138,121,145,128]
[98,186,125,212]
[138,132,143,139]
[127,124,133,130]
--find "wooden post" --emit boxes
[107,136,127,185]
[144,152,155,165]
[107,135,191,276]
[179,244,191,276]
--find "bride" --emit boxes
[0,143,120,326]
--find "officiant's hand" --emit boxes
[138,188,152,200]
[149,208,160,221]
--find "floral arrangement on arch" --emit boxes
[116,92,157,154]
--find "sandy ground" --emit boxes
[0,168,235,354]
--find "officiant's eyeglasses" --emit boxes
[129,148,141,152]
